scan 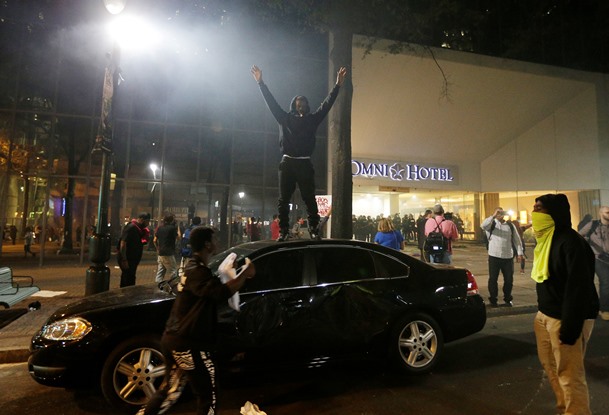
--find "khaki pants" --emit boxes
[534,311,594,415]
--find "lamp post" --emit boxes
[149,163,159,220]
[85,2,124,296]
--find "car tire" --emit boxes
[100,334,167,412]
[389,312,444,374]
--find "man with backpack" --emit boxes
[579,205,609,320]
[424,204,458,265]
[481,207,524,307]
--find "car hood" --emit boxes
[47,284,174,322]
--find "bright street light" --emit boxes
[103,0,127,15]
[149,163,159,179]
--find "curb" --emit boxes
[0,349,29,364]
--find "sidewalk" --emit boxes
[0,241,539,364]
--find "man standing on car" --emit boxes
[251,64,347,241]
[481,207,524,307]
[137,226,255,415]
[118,212,150,287]
[531,194,599,415]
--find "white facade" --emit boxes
[339,35,609,230]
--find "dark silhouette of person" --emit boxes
[118,212,150,287]
[251,64,347,241]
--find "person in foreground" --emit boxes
[137,226,255,415]
[531,193,599,415]
[251,64,347,241]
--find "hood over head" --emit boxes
[536,193,572,230]
[290,95,310,115]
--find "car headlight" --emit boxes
[41,317,92,341]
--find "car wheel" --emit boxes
[389,313,444,374]
[100,334,167,412]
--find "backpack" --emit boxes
[585,220,600,240]
[180,226,195,258]
[486,220,519,256]
[424,219,448,255]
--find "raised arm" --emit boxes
[251,64,287,123]
[336,66,347,86]
[251,65,263,84]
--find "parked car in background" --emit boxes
[29,239,486,412]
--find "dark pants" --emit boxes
[120,260,140,287]
[278,157,319,233]
[488,255,514,303]
[596,257,609,312]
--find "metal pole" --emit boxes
[86,43,120,295]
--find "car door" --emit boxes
[306,245,400,354]
[230,247,316,358]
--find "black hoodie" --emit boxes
[257,81,340,157]
[535,193,599,345]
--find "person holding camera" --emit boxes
[481,207,524,307]
[579,205,609,320]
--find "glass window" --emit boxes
[373,252,410,279]
[198,128,230,185]
[127,123,163,180]
[52,117,94,176]
[241,249,304,293]
[314,247,376,284]
[165,126,199,182]
[233,131,265,186]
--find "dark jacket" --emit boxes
[163,255,232,349]
[258,82,340,157]
[535,194,599,345]
[155,222,178,256]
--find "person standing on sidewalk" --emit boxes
[136,226,255,415]
[531,193,599,415]
[251,64,347,242]
[417,209,432,262]
[154,213,179,285]
[118,212,150,287]
[424,204,459,264]
[579,205,609,321]
[481,207,524,307]
[24,226,35,257]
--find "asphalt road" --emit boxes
[2,313,608,415]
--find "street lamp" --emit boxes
[149,163,159,219]
[85,2,125,296]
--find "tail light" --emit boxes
[465,269,479,296]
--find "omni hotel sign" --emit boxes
[352,158,458,184]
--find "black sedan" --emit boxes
[29,239,486,412]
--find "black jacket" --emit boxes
[163,255,232,349]
[258,82,340,157]
[535,194,599,345]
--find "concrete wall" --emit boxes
[481,86,600,192]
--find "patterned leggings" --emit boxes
[138,344,217,415]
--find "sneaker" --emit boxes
[503,301,513,307]
[276,232,289,242]
[600,311,609,321]
[308,223,322,241]
[488,298,498,307]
